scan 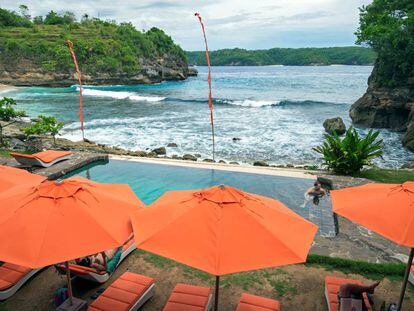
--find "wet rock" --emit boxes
[147,152,157,158]
[167,143,178,147]
[218,160,226,164]
[188,67,198,76]
[323,117,346,135]
[232,137,242,142]
[152,147,166,155]
[229,161,240,165]
[9,138,26,150]
[172,155,183,160]
[286,164,294,168]
[194,153,201,158]
[202,158,215,163]
[253,161,269,167]
[183,154,197,161]
[401,162,414,169]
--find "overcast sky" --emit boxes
[1,0,372,50]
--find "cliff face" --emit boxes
[350,63,414,151]
[0,55,190,87]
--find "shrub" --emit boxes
[23,115,64,145]
[0,97,25,146]
[313,127,383,175]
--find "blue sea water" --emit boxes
[4,65,413,167]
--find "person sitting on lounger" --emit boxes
[338,281,380,311]
[76,233,134,272]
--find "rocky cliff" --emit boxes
[350,63,414,151]
[0,54,190,87]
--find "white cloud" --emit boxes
[1,0,372,50]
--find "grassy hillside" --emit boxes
[187,47,376,66]
[0,8,187,76]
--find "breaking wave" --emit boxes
[77,88,165,102]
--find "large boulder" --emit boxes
[323,117,346,135]
[152,147,166,155]
[183,154,197,161]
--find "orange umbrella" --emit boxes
[132,185,318,310]
[0,176,144,305]
[331,181,414,310]
[0,165,46,192]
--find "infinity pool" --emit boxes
[66,159,335,236]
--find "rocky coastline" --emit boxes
[350,63,414,151]
[0,57,198,87]
[1,120,318,170]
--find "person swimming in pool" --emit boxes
[302,181,327,207]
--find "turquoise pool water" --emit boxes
[66,159,335,236]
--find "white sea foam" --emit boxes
[78,88,165,102]
[219,99,279,107]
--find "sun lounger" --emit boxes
[10,150,72,167]
[0,263,43,300]
[409,266,414,285]
[87,272,155,311]
[163,283,213,311]
[325,276,372,311]
[56,239,136,283]
[236,293,280,311]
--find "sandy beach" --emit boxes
[0,84,16,93]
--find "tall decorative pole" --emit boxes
[195,13,216,160]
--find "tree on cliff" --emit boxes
[0,97,25,147]
[356,0,414,86]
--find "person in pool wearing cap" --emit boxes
[302,181,327,207]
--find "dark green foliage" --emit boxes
[0,7,187,75]
[0,97,25,146]
[355,0,414,86]
[306,254,405,280]
[187,47,376,66]
[313,127,383,175]
[23,115,64,144]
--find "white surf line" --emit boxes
[109,155,316,179]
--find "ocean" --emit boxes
[4,65,414,168]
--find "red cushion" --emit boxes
[325,276,372,311]
[87,272,154,311]
[236,293,280,311]
[0,263,32,291]
[163,283,211,311]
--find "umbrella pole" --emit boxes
[398,247,414,310]
[65,261,74,306]
[214,276,220,311]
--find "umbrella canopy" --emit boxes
[0,175,144,268]
[331,181,414,310]
[132,185,318,310]
[0,165,46,192]
[331,182,414,246]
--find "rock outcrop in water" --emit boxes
[323,117,346,135]
[350,64,414,151]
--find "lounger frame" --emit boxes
[129,283,156,311]
[409,268,414,286]
[0,268,43,301]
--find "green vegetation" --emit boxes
[0,7,186,75]
[354,167,414,183]
[356,0,414,86]
[306,254,405,280]
[313,127,383,175]
[0,97,24,147]
[187,47,376,66]
[23,115,64,145]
